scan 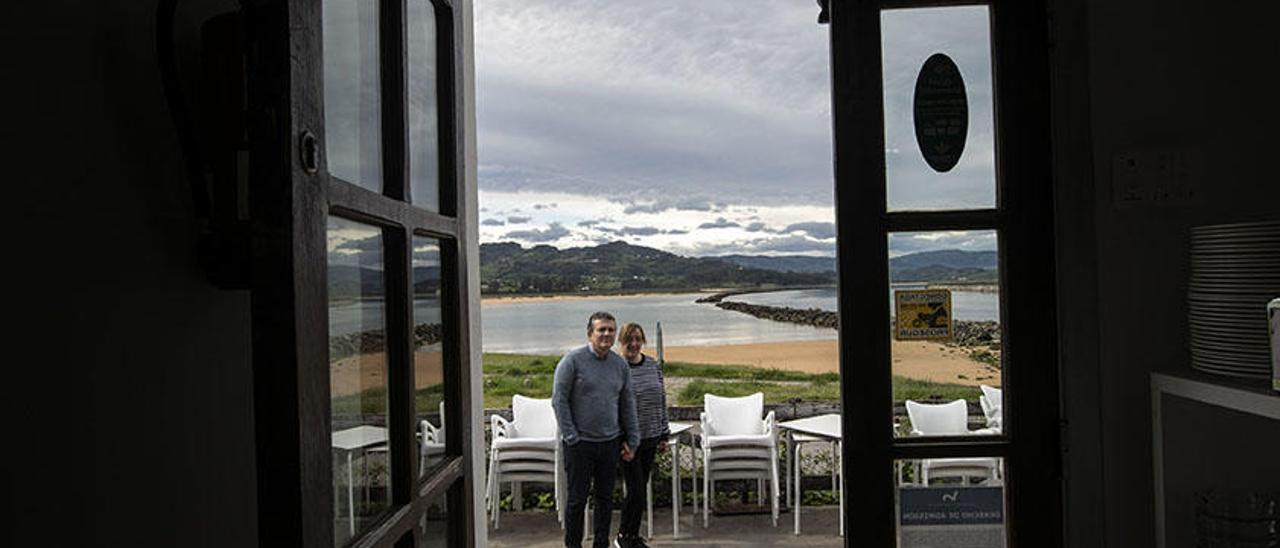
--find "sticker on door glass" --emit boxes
[900,486,1005,547]
[895,289,953,340]
[913,53,968,173]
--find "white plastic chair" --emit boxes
[979,385,1003,431]
[487,395,563,529]
[420,401,446,472]
[700,392,780,527]
[904,399,998,485]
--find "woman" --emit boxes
[614,322,668,548]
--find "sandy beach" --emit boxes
[330,338,998,397]
[663,339,1000,386]
[330,350,445,397]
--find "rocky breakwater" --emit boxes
[329,322,444,360]
[951,320,999,347]
[713,300,839,329]
[709,299,1001,366]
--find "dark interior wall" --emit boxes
[1064,0,1280,547]
[10,1,257,545]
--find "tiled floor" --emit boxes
[487,506,845,547]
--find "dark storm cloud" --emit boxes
[680,234,835,257]
[504,222,572,243]
[506,215,532,224]
[782,222,836,240]
[595,225,665,237]
[613,197,727,214]
[697,217,740,229]
[482,218,506,226]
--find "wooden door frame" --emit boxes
[245,0,477,545]
[828,0,1062,545]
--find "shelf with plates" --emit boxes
[1151,370,1280,548]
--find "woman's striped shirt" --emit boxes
[627,353,670,441]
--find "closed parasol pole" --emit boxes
[656,321,664,363]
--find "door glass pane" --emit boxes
[413,236,446,476]
[408,0,440,211]
[327,216,391,544]
[417,487,449,547]
[324,0,383,191]
[888,230,1003,438]
[896,458,1006,547]
[881,6,995,211]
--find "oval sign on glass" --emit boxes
[913,53,968,173]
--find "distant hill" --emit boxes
[712,249,997,283]
[712,254,836,274]
[890,249,997,271]
[328,265,442,299]
[333,245,998,298]
[890,250,998,283]
[479,241,831,294]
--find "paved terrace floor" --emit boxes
[488,506,845,547]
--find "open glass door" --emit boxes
[826,0,1062,545]
[246,0,476,545]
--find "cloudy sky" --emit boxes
[474,0,996,257]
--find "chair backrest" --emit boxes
[980,385,1002,413]
[421,400,446,444]
[905,399,969,435]
[511,394,557,438]
[704,392,764,436]
[420,419,439,444]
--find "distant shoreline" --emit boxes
[480,289,712,305]
[479,285,811,305]
[479,282,998,306]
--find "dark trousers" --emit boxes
[618,436,661,538]
[563,437,621,548]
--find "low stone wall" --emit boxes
[328,322,443,360]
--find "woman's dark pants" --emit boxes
[618,436,661,539]
[563,437,621,548]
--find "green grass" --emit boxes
[674,379,841,405]
[482,353,558,408]
[331,384,445,417]
[890,376,981,402]
[482,352,980,408]
[661,360,839,383]
[332,353,981,413]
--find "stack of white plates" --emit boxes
[1188,220,1280,378]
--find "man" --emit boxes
[552,311,640,548]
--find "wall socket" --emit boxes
[1112,148,1202,208]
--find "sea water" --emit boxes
[329,288,1000,355]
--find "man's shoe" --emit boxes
[613,535,645,548]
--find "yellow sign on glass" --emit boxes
[895,289,953,341]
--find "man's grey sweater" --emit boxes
[551,345,640,449]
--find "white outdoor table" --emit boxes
[332,425,389,536]
[660,422,697,539]
[778,414,843,537]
